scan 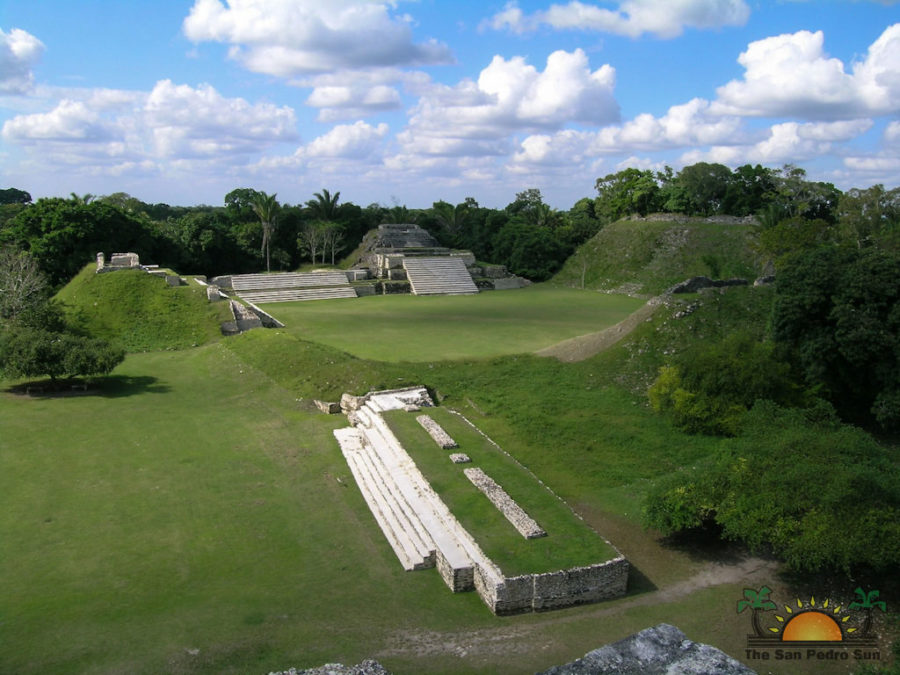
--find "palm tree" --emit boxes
[307,189,340,220]
[251,191,280,273]
[431,200,469,243]
[849,588,886,637]
[737,586,776,636]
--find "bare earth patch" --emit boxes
[535,298,662,363]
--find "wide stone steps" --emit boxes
[403,257,478,296]
[232,271,351,291]
[337,430,433,571]
[238,287,359,303]
[354,406,477,589]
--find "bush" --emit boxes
[643,401,900,573]
[647,332,803,435]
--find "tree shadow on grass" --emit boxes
[658,524,766,566]
[5,375,170,398]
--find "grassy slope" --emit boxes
[553,218,762,295]
[260,285,644,361]
[55,265,231,351]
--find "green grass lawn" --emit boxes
[384,408,617,577]
[6,273,884,674]
[258,285,644,361]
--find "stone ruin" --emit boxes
[331,386,628,615]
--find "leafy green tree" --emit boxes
[675,162,733,216]
[773,245,900,429]
[723,164,777,216]
[1,198,158,287]
[491,219,567,280]
[0,188,32,205]
[648,332,804,435]
[0,327,124,381]
[643,401,900,573]
[250,191,280,273]
[594,168,660,220]
[837,184,900,248]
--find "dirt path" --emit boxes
[535,296,663,363]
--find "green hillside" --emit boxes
[553,217,762,295]
[55,265,231,352]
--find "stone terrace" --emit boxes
[333,386,629,614]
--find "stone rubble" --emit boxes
[463,467,546,539]
[415,414,459,449]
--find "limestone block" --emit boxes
[166,275,183,286]
[314,400,341,414]
[449,453,471,464]
[481,264,508,279]
[341,393,364,412]
[354,284,376,297]
[207,285,222,302]
[110,252,140,267]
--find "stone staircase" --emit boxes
[334,398,496,592]
[237,287,358,303]
[403,257,478,296]
[232,271,351,290]
[231,271,358,303]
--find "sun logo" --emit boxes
[768,597,850,642]
[740,587,884,649]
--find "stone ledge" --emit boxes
[416,414,458,449]
[463,467,545,539]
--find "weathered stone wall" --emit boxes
[416,415,458,449]
[531,557,629,611]
[476,556,629,615]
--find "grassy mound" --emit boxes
[553,217,762,295]
[56,265,232,352]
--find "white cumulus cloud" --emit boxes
[305,120,389,158]
[397,49,618,160]
[3,99,111,141]
[0,27,45,94]
[183,0,453,76]
[485,0,749,38]
[144,80,297,158]
[714,24,900,119]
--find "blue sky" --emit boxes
[1,1,899,208]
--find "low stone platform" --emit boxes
[333,386,628,614]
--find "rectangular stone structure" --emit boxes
[463,468,546,539]
[416,414,458,449]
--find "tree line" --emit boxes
[5,161,896,291]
